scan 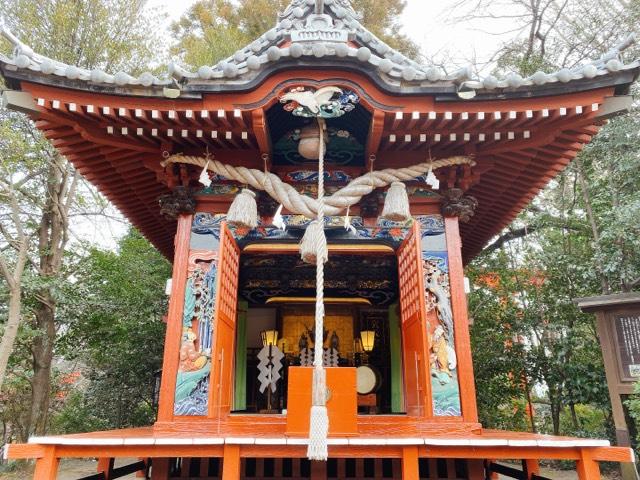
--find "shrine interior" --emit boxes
[236,251,402,415]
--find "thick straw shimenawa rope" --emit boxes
[161,155,475,219]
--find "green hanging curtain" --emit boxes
[388,303,404,413]
[234,300,248,411]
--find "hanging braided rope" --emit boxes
[304,117,330,460]
[161,154,475,218]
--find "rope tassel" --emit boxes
[227,188,258,229]
[307,367,329,461]
[300,220,328,265]
[381,181,411,221]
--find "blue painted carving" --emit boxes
[421,217,462,417]
[375,217,413,229]
[174,260,217,416]
[197,184,240,195]
[192,213,224,239]
[192,214,448,249]
[284,170,353,183]
[408,187,440,198]
[195,262,217,352]
[174,371,211,416]
[183,278,196,327]
[415,215,445,236]
[191,213,410,247]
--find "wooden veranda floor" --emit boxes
[4,422,635,479]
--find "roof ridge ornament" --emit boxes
[291,10,349,43]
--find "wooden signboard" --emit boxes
[613,313,640,381]
[576,294,640,480]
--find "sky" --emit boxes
[146,0,517,72]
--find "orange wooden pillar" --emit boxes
[401,446,419,480]
[156,214,193,422]
[222,444,241,480]
[32,446,59,480]
[151,458,170,480]
[467,460,485,480]
[97,457,114,479]
[576,450,601,480]
[311,461,327,480]
[444,215,479,422]
[524,458,540,478]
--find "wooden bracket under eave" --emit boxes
[252,108,272,156]
[597,95,633,119]
[366,110,385,158]
[2,90,40,118]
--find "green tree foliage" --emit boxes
[469,218,613,436]
[576,110,640,292]
[467,256,531,432]
[53,230,171,432]
[170,0,419,68]
[0,0,164,438]
[1,0,163,72]
[452,0,640,441]
[349,0,419,58]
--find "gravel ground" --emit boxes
[0,458,139,479]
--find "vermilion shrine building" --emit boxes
[1,1,639,479]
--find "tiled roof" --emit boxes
[1,0,637,96]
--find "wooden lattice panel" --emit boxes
[209,222,240,417]
[397,221,431,416]
[216,223,240,327]
[398,222,427,324]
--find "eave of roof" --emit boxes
[2,57,639,104]
[11,77,628,263]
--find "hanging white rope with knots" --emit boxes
[298,117,330,460]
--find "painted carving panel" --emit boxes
[174,253,217,416]
[420,215,462,417]
[190,212,412,251]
